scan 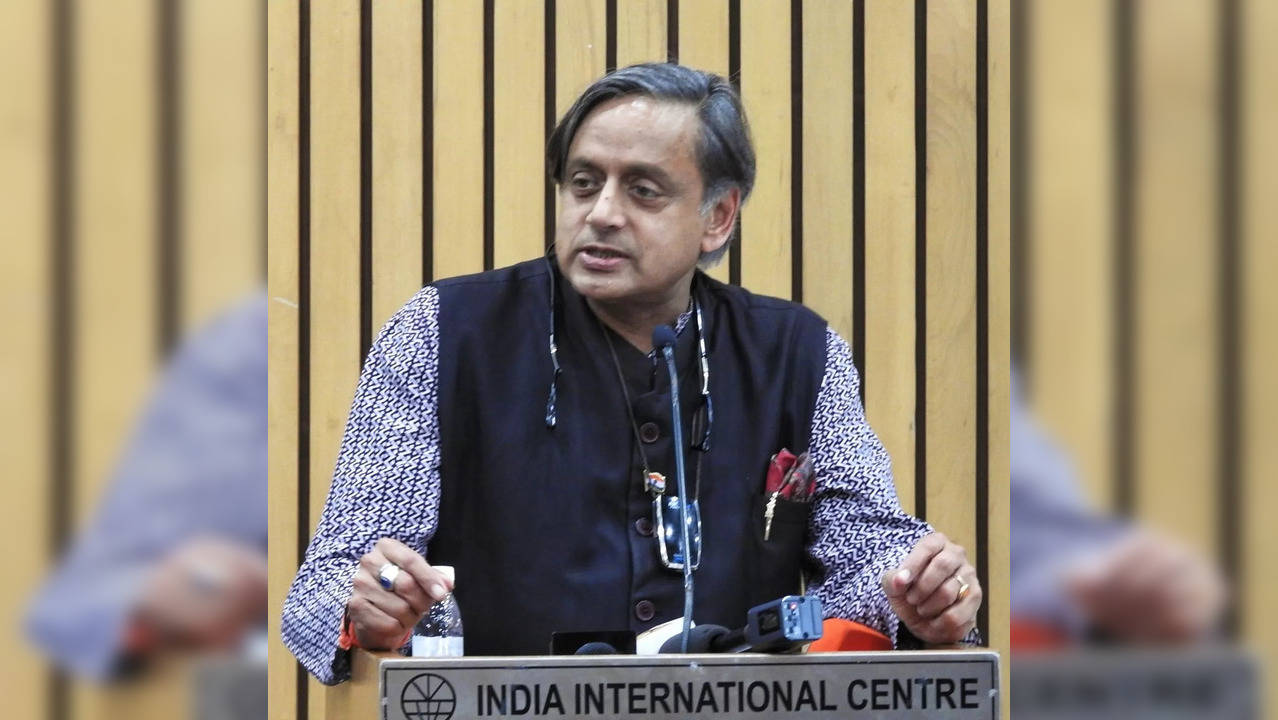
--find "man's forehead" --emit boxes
[567,96,700,166]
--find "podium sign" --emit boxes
[379,651,999,720]
[1011,646,1258,720]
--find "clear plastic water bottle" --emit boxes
[411,566,463,657]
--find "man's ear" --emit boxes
[700,187,741,256]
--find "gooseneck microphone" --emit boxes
[652,324,694,654]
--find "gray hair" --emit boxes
[546,63,755,266]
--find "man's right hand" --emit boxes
[347,538,453,650]
[1065,530,1225,643]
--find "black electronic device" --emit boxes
[658,595,824,654]
[549,630,637,655]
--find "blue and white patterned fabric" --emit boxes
[283,286,934,684]
[25,292,268,680]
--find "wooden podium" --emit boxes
[326,648,1000,719]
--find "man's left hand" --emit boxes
[882,532,981,645]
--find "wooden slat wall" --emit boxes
[1,2,52,719]
[676,0,731,286]
[864,0,919,516]
[1025,0,1115,510]
[1132,0,1219,558]
[1243,0,1278,712]
[266,1,302,718]
[1,0,264,717]
[270,5,1010,720]
[1021,1,1277,715]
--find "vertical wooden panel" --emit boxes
[492,0,545,268]
[74,0,152,700]
[615,0,666,67]
[864,0,918,512]
[676,0,732,285]
[738,0,792,300]
[72,0,157,530]
[266,0,301,717]
[923,0,978,558]
[554,0,607,246]
[676,0,729,74]
[182,0,263,333]
[308,3,362,717]
[800,0,854,341]
[1026,0,1115,510]
[72,2,158,718]
[1242,0,1277,704]
[0,0,50,715]
[1132,0,1218,556]
[432,2,485,279]
[372,0,424,326]
[987,0,1012,711]
[556,0,607,119]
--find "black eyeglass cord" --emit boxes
[543,250,713,478]
[544,256,562,427]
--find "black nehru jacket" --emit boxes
[427,258,828,655]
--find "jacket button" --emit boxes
[634,517,654,537]
[639,422,660,443]
[634,600,656,622]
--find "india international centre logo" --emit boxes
[401,673,457,720]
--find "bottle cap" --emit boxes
[435,565,455,586]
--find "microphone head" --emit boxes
[651,324,677,350]
[574,641,619,655]
[658,624,730,654]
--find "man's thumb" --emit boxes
[881,568,912,600]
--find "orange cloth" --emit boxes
[808,619,894,652]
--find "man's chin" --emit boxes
[564,268,631,303]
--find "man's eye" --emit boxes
[570,175,598,193]
[631,184,661,200]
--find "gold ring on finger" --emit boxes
[954,574,971,603]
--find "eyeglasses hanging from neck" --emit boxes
[542,254,713,573]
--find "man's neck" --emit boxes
[587,284,692,355]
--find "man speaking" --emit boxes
[283,63,981,685]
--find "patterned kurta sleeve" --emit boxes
[282,286,443,684]
[805,327,933,646]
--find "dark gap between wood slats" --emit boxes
[605,0,617,72]
[423,0,435,282]
[1112,0,1136,517]
[913,0,927,521]
[545,0,557,252]
[728,0,741,286]
[975,0,990,645]
[1216,0,1241,638]
[49,0,75,717]
[1010,0,1029,384]
[157,0,180,357]
[360,0,373,355]
[852,0,866,402]
[789,0,803,304]
[483,0,495,270]
[297,1,313,716]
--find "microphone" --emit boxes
[657,596,824,654]
[652,324,694,654]
[574,641,620,655]
[658,624,730,654]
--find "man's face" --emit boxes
[555,96,734,309]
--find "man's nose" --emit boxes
[585,180,625,231]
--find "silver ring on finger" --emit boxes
[954,574,971,603]
[378,562,401,591]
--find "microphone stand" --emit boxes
[654,325,694,654]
